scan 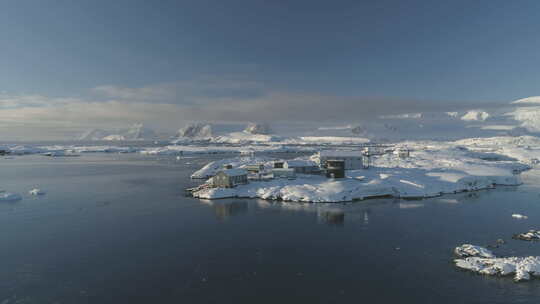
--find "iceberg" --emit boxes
[454,244,495,258]
[454,252,540,282]
[513,230,540,241]
[0,191,22,202]
[29,188,46,195]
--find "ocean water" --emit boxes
[1,153,540,303]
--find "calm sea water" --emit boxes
[1,153,540,303]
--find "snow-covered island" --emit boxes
[188,136,534,202]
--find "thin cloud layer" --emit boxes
[0,77,505,140]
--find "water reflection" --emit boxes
[200,200,249,220]
[363,210,370,225]
[196,188,517,227]
[242,199,378,227]
[317,209,345,226]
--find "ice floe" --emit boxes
[513,230,540,241]
[29,189,46,195]
[455,255,540,281]
[512,214,528,219]
[0,191,22,202]
[454,244,495,258]
[454,244,540,282]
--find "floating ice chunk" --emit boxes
[438,199,459,204]
[454,244,495,258]
[512,214,528,219]
[0,192,22,202]
[454,244,540,282]
[455,256,540,282]
[29,189,46,195]
[513,230,540,241]
[398,203,424,209]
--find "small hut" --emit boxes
[212,169,248,188]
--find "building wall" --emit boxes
[319,156,363,170]
[283,163,320,174]
[245,165,264,173]
[272,169,296,179]
[213,172,247,188]
[213,173,232,188]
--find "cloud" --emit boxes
[92,84,178,102]
[89,74,505,123]
[91,76,266,103]
[0,96,181,127]
[0,93,79,109]
[0,76,505,140]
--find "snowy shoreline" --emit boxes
[190,137,533,203]
[4,135,540,204]
[192,175,522,203]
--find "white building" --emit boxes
[283,160,320,174]
[318,151,365,170]
[272,168,296,179]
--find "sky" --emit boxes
[1,0,540,139]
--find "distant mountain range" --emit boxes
[77,123,158,141]
[76,97,540,142]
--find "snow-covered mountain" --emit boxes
[301,97,540,142]
[78,129,111,141]
[506,97,540,132]
[175,123,213,138]
[120,123,157,140]
[512,96,540,105]
[77,96,540,144]
[243,122,272,135]
[77,123,158,141]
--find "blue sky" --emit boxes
[1,0,540,138]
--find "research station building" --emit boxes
[318,151,365,170]
[212,169,248,188]
[283,160,320,174]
